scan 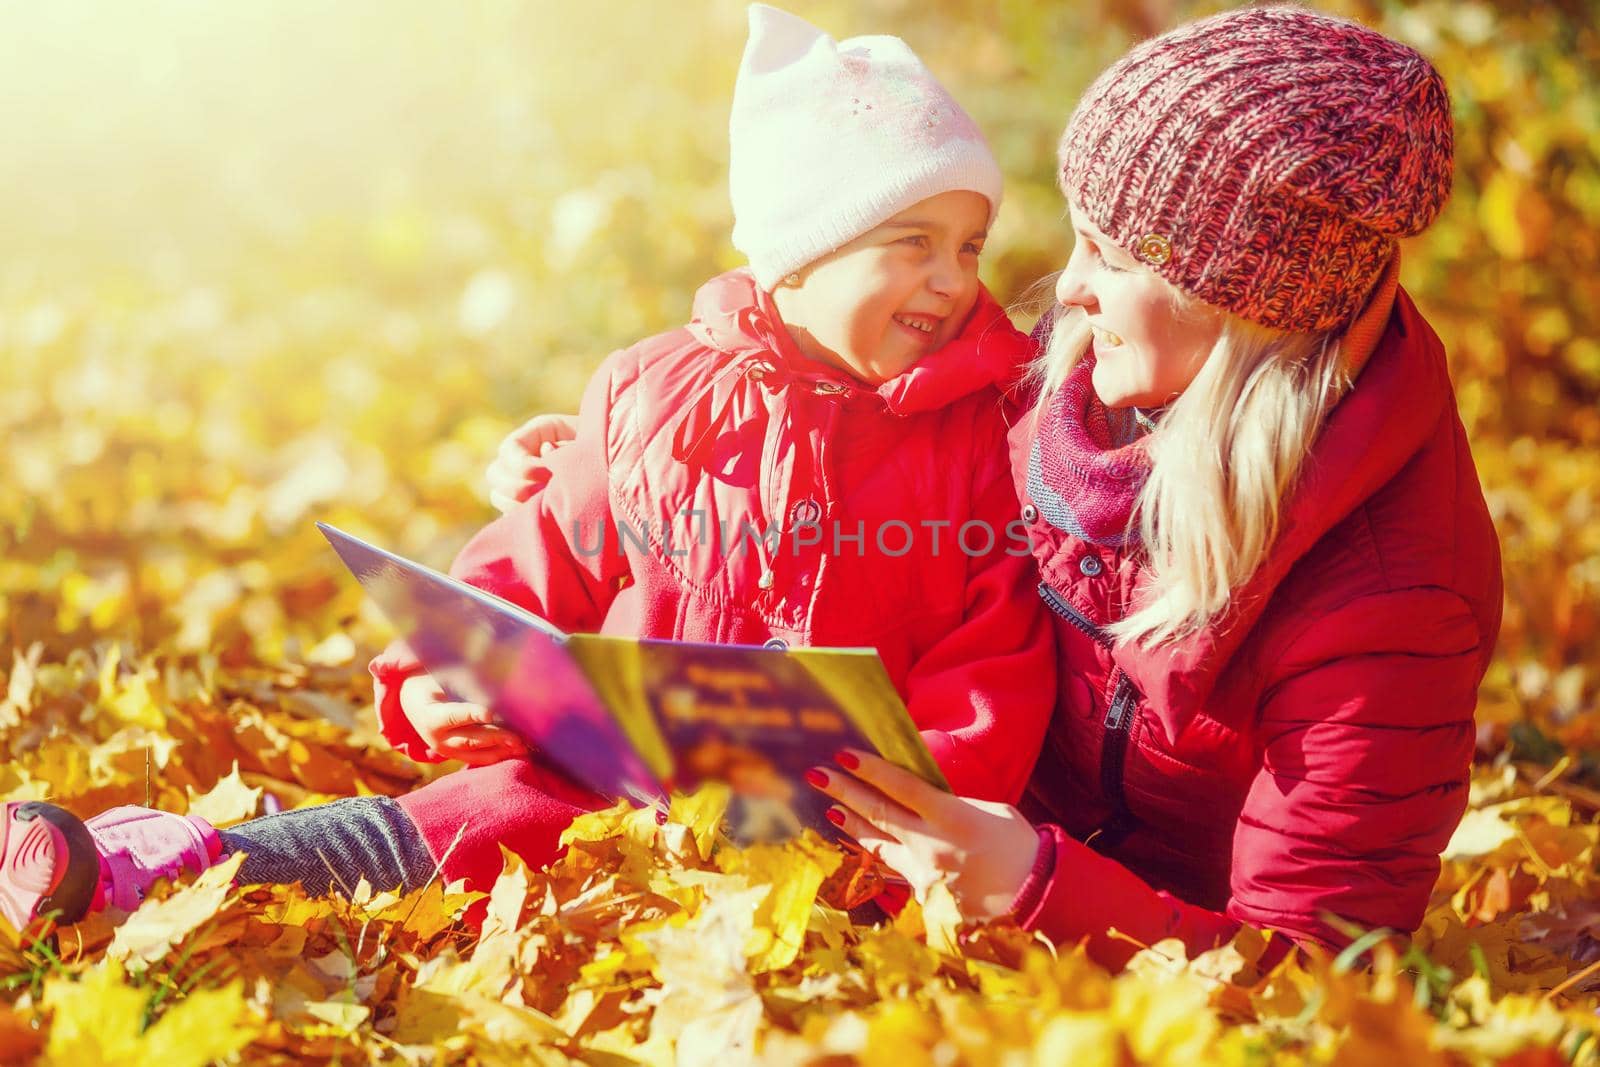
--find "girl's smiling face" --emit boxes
[1055,200,1224,409]
[771,190,990,386]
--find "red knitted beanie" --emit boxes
[1059,5,1453,332]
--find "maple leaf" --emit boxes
[1109,970,1222,1066]
[1438,978,1576,1060]
[96,644,166,731]
[107,851,246,971]
[299,997,371,1035]
[853,924,941,998]
[480,846,534,941]
[668,781,730,861]
[184,761,263,826]
[391,951,475,1046]
[817,840,889,912]
[454,990,572,1053]
[636,884,768,1067]
[920,880,964,958]
[716,831,842,972]
[41,959,258,1067]
[40,958,148,1064]
[382,876,483,940]
[0,641,45,731]
[137,981,261,1065]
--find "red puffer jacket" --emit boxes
[1009,265,1502,963]
[371,269,1055,804]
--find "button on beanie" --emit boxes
[729,4,1004,291]
[1059,5,1454,333]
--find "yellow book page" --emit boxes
[788,647,949,791]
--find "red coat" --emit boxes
[1010,271,1502,963]
[372,270,1054,805]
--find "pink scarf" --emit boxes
[1025,352,1153,548]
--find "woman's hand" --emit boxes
[808,750,1044,920]
[487,413,580,514]
[398,673,530,766]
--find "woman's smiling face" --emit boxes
[771,190,990,386]
[1054,200,1224,409]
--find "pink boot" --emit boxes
[0,801,223,930]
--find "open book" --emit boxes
[318,523,948,843]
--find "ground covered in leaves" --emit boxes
[4,712,1600,1066]
[3,1,1599,1062]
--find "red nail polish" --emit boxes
[804,768,828,788]
[835,750,860,771]
[825,807,846,827]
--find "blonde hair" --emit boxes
[1029,284,1348,648]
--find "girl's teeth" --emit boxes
[1091,326,1125,347]
[895,315,934,334]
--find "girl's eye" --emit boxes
[962,241,984,256]
[899,234,930,248]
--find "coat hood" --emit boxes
[685,269,1032,416]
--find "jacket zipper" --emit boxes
[1098,676,1136,844]
[1037,581,1139,845]
[1038,581,1105,643]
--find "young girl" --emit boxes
[810,6,1503,967]
[0,5,1054,930]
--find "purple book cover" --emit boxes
[317,523,659,803]
[319,523,945,843]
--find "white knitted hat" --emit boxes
[728,4,1003,290]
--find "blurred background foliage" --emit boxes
[0,0,1596,803]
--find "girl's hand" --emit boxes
[808,750,1043,920]
[398,673,530,766]
[487,413,580,514]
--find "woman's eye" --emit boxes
[1087,242,1126,273]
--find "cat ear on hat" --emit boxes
[740,4,834,78]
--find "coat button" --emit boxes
[812,380,848,396]
[1021,503,1039,523]
[763,637,789,651]
[1079,555,1104,577]
[789,498,823,526]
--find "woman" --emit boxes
[494,6,1502,968]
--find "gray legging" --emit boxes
[218,795,436,897]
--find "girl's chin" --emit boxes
[834,354,890,386]
[858,346,924,384]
